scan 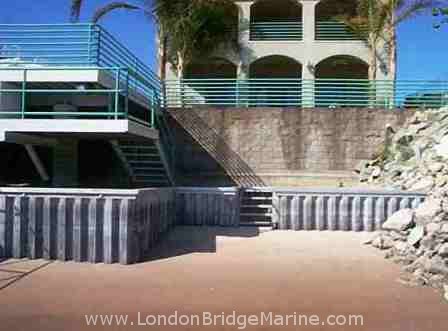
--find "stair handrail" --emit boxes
[154,99,176,184]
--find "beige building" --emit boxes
[165,0,390,82]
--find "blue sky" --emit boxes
[1,0,447,80]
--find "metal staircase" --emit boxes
[239,188,274,228]
[110,108,177,188]
[111,139,174,187]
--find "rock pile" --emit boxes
[359,108,448,301]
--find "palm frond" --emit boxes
[70,0,84,23]
[91,2,140,23]
[394,0,440,26]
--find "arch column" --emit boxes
[302,58,316,108]
[300,0,319,107]
[235,1,251,46]
[235,1,252,80]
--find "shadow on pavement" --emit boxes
[0,260,53,292]
[144,226,261,262]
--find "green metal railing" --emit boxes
[315,21,367,41]
[164,79,448,109]
[250,21,303,41]
[0,67,160,126]
[0,24,162,113]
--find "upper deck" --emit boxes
[0,24,162,139]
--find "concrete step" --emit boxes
[240,212,272,217]
[241,204,272,209]
[239,221,273,228]
[242,196,273,201]
[243,188,273,193]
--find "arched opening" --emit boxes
[315,0,366,40]
[249,55,302,106]
[212,1,239,44]
[315,55,369,107]
[185,58,237,79]
[183,58,237,106]
[250,0,303,41]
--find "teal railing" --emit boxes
[250,21,303,41]
[0,24,162,124]
[0,67,140,120]
[164,79,448,109]
[315,21,367,41]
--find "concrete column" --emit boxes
[302,61,316,108]
[236,61,249,107]
[235,1,252,46]
[235,2,253,106]
[301,0,318,43]
[52,138,79,187]
[301,1,319,107]
[235,1,252,76]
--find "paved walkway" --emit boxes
[0,227,446,330]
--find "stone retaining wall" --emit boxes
[169,107,412,187]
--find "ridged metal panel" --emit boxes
[175,187,240,227]
[134,188,176,261]
[272,189,426,232]
[0,188,175,264]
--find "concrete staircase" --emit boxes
[111,140,173,187]
[239,188,274,228]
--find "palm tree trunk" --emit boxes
[176,51,185,79]
[368,38,377,80]
[368,37,378,108]
[157,30,167,80]
[388,23,397,82]
[177,51,185,106]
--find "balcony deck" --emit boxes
[0,24,162,134]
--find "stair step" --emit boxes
[239,221,273,227]
[243,189,273,193]
[242,196,273,201]
[241,204,272,209]
[129,161,163,165]
[134,178,170,183]
[120,144,157,149]
[123,153,160,157]
[135,174,167,178]
[133,166,165,170]
[240,212,272,217]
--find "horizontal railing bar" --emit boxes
[17,112,127,116]
[0,29,97,33]
[2,54,92,59]
[165,78,448,83]
[0,41,92,46]
[0,35,95,40]
[0,23,94,26]
[0,48,91,52]
[0,89,124,93]
[0,66,123,70]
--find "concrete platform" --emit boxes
[0,119,159,143]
